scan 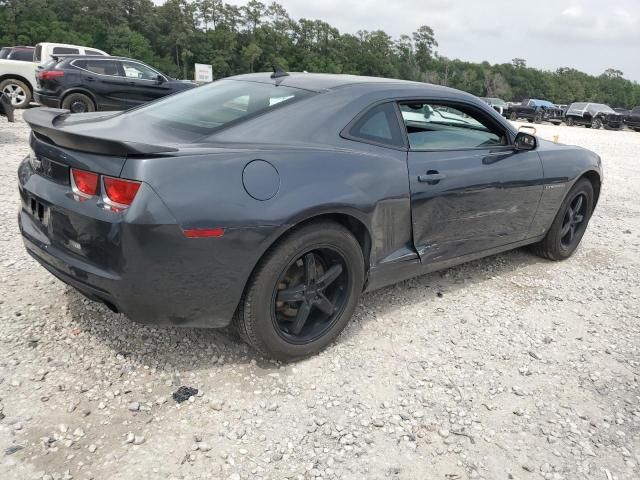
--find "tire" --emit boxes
[634,128,640,133]
[61,93,95,113]
[566,117,574,127]
[592,117,602,129]
[509,111,518,121]
[234,221,365,361]
[533,112,543,124]
[531,178,594,261]
[0,78,31,109]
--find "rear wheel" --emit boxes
[531,179,594,261]
[234,222,364,361]
[0,78,31,109]
[62,93,95,113]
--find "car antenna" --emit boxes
[270,66,289,79]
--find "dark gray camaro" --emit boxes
[18,72,602,360]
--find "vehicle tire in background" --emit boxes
[592,118,602,129]
[509,111,517,121]
[62,93,95,113]
[531,178,594,261]
[533,111,543,123]
[234,221,365,361]
[0,78,31,109]
[566,117,574,126]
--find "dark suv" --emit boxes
[34,55,196,112]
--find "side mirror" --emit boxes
[0,93,15,123]
[155,74,165,84]
[514,131,537,151]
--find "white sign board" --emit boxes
[195,63,213,83]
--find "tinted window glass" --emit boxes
[85,49,103,56]
[120,61,159,80]
[34,45,42,62]
[53,47,80,55]
[8,49,34,61]
[349,103,403,147]
[73,59,120,76]
[126,79,314,140]
[400,102,506,150]
[0,48,10,59]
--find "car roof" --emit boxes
[228,72,461,94]
[59,55,139,61]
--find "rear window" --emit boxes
[126,79,314,140]
[34,45,42,62]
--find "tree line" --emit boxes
[2,0,639,108]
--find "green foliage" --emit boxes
[1,0,638,106]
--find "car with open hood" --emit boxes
[18,72,603,360]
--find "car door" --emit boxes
[117,60,172,107]
[71,58,130,110]
[400,100,544,263]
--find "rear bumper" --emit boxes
[34,92,60,108]
[18,156,278,328]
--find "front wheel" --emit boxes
[531,179,594,261]
[234,222,364,361]
[566,117,574,126]
[592,117,602,129]
[534,112,543,124]
[509,111,518,121]
[0,78,31,109]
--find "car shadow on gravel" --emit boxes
[63,247,547,370]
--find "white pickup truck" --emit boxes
[0,42,108,108]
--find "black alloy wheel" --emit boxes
[234,221,364,360]
[531,178,594,261]
[559,193,588,248]
[592,117,602,129]
[566,117,574,126]
[62,93,96,113]
[273,248,349,342]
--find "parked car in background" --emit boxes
[0,46,35,62]
[505,99,563,124]
[35,55,196,112]
[624,106,640,132]
[565,103,623,129]
[19,72,602,360]
[0,92,14,122]
[0,42,108,108]
[479,97,507,116]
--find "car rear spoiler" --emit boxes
[23,108,178,156]
[0,93,15,122]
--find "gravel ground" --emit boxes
[1,112,639,480]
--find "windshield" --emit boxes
[126,79,313,139]
[532,100,555,108]
[588,103,615,114]
[488,98,506,106]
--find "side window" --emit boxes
[8,49,33,61]
[120,61,160,80]
[84,49,103,56]
[53,47,80,55]
[74,59,120,76]
[348,103,404,147]
[399,102,506,150]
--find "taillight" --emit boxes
[38,70,65,81]
[103,176,141,207]
[70,168,98,196]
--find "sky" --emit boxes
[157,0,640,81]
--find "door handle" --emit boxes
[418,171,446,184]
[86,76,95,81]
